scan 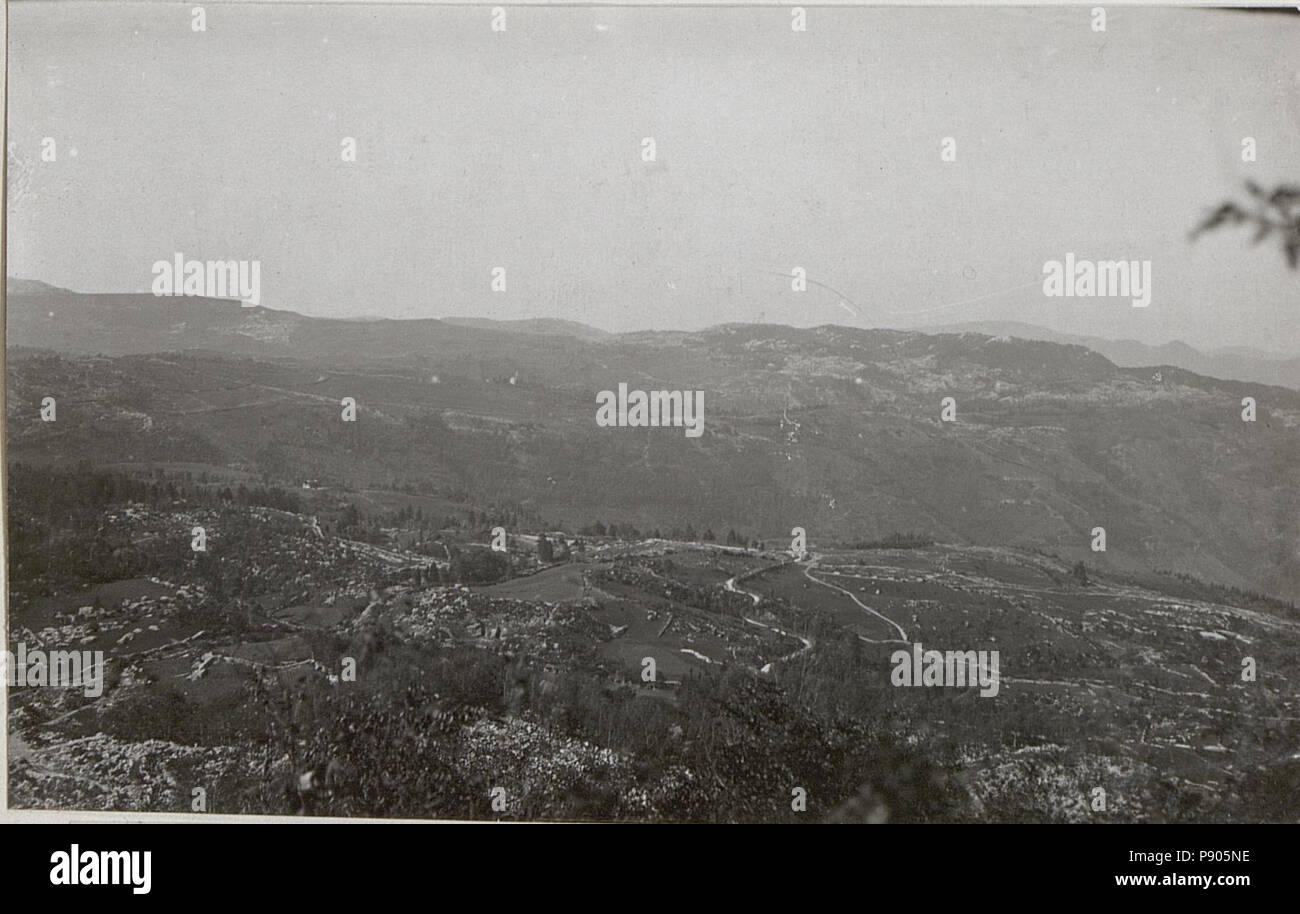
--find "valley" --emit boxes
[6,285,1299,821]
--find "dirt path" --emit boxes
[742,616,813,663]
[803,559,910,644]
[723,575,761,605]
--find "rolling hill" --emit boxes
[938,320,1300,391]
[7,281,1299,601]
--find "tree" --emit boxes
[537,534,554,564]
[1071,560,1089,587]
[338,503,362,533]
[451,549,509,584]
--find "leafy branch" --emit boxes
[1191,181,1300,269]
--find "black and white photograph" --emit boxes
[2,0,1297,855]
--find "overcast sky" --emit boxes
[6,3,1299,351]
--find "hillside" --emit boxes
[7,288,1299,601]
[8,283,1300,822]
[939,320,1300,392]
[7,481,1297,821]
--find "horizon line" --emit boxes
[5,273,1294,360]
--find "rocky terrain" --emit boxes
[7,282,1299,821]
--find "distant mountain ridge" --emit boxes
[6,278,70,297]
[9,279,1293,390]
[937,320,1300,391]
[440,316,612,342]
[7,279,1300,601]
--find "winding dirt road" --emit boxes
[803,558,911,644]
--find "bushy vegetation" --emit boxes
[850,532,934,550]
[449,547,510,584]
[9,462,1299,823]
[1153,568,1297,618]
